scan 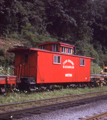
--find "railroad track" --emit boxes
[81,111,107,120]
[1,90,107,119]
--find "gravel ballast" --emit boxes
[17,99,107,120]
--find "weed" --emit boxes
[0,86,107,105]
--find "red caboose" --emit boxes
[8,42,93,91]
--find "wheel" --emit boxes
[0,87,5,93]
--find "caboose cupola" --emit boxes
[38,42,74,54]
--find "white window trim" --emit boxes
[80,59,85,66]
[61,47,66,53]
[53,55,61,64]
[52,44,58,52]
[40,45,45,49]
[68,48,72,54]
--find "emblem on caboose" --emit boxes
[63,59,74,69]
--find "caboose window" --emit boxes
[54,55,61,64]
[40,45,45,49]
[68,48,72,54]
[61,47,66,53]
[25,54,28,63]
[80,59,85,66]
[52,44,58,52]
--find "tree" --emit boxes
[44,0,93,43]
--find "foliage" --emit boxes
[0,48,6,66]
[91,62,102,74]
[0,0,107,72]
[0,66,13,75]
[21,23,57,47]
[0,86,107,104]
[76,41,100,63]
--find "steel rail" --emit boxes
[81,111,107,120]
[0,90,107,108]
[0,90,107,119]
[1,94,107,119]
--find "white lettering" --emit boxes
[63,66,74,69]
[68,59,74,65]
[63,60,67,65]
[65,74,72,77]
[63,59,74,69]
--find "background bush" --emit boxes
[0,0,107,74]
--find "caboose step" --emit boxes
[0,87,5,93]
[29,88,36,92]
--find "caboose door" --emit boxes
[15,50,37,78]
[19,52,29,77]
[16,51,30,77]
[22,51,37,78]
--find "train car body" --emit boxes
[8,42,93,91]
[0,75,16,93]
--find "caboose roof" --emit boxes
[7,47,30,53]
[38,42,74,48]
[7,46,94,60]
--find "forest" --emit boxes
[0,0,107,74]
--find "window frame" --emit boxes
[40,45,45,49]
[61,47,66,53]
[52,44,58,52]
[25,54,28,63]
[53,55,61,64]
[80,59,85,66]
[68,48,72,54]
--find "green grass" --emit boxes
[0,86,107,105]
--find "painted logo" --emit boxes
[63,59,74,69]
[63,59,74,78]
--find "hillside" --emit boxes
[0,0,107,74]
[0,38,22,49]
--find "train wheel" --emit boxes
[79,83,82,88]
[49,85,53,90]
[0,87,5,93]
[91,82,95,87]
[63,85,67,89]
[87,83,91,87]
[28,85,37,92]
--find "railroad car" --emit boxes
[0,75,16,93]
[6,42,93,92]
